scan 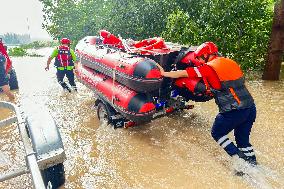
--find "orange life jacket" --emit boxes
[207,57,254,112]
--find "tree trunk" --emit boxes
[262,0,284,80]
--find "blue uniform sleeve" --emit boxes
[0,53,9,86]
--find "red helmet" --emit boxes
[194,42,218,58]
[60,38,71,45]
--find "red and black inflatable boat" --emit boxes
[74,31,214,126]
[75,63,157,123]
[75,36,163,93]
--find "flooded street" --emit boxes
[0,51,284,189]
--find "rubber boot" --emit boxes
[232,155,247,176]
[237,151,257,166]
[72,86,78,92]
[60,82,72,93]
[233,151,257,176]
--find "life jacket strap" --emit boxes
[57,66,74,71]
[202,77,213,96]
[229,87,241,105]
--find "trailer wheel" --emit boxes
[41,163,65,189]
[8,68,19,90]
[97,102,112,124]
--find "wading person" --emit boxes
[156,42,257,171]
[0,52,15,101]
[45,38,77,92]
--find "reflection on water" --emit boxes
[0,54,284,188]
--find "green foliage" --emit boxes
[20,40,59,49]
[163,0,273,70]
[162,9,199,45]
[40,0,274,70]
[8,47,28,57]
[8,46,44,57]
[104,0,177,40]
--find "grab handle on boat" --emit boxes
[118,64,125,69]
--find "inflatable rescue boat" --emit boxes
[75,63,156,122]
[74,31,213,126]
[75,36,163,93]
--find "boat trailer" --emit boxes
[0,101,66,189]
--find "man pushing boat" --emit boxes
[156,42,258,175]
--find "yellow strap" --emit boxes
[57,66,74,70]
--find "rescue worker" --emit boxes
[45,38,77,92]
[0,52,15,101]
[156,42,257,168]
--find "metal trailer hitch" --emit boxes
[0,101,66,189]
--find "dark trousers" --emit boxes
[56,69,76,91]
[211,105,256,157]
[0,62,8,87]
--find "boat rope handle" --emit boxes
[76,52,83,81]
[118,34,133,53]
[111,66,117,104]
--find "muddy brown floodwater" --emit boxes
[0,52,283,189]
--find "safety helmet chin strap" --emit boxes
[204,55,210,63]
[62,43,70,47]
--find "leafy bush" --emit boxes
[20,40,59,49]
[162,0,273,70]
[8,47,44,57]
[8,47,27,57]
[40,0,274,71]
